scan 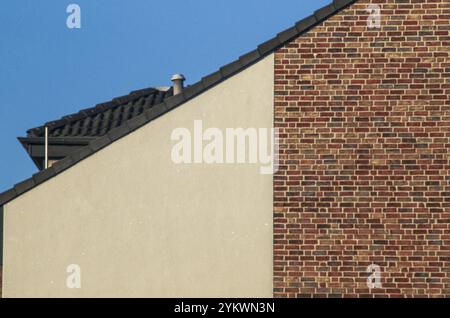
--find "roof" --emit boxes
[20,87,173,170]
[27,87,173,138]
[0,0,358,206]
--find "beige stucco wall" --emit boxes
[2,54,274,298]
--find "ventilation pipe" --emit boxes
[171,74,186,95]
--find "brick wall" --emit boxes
[274,0,450,297]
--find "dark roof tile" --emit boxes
[89,135,111,152]
[0,189,17,204]
[277,25,300,44]
[164,93,186,111]
[112,94,135,104]
[107,124,131,142]
[52,157,75,174]
[32,167,56,185]
[295,15,318,33]
[183,82,205,100]
[146,102,167,120]
[220,60,243,79]
[239,50,261,68]
[333,0,357,10]
[258,37,281,56]
[27,88,173,139]
[314,3,337,22]
[201,71,223,89]
[126,114,149,132]
[68,146,93,165]
[14,178,35,196]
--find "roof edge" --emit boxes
[27,87,168,137]
[19,137,95,145]
[0,0,359,206]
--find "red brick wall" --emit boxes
[274,0,450,297]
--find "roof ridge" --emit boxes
[27,86,170,137]
[0,0,359,206]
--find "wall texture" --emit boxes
[274,0,450,297]
[3,55,274,298]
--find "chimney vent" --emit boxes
[171,74,186,95]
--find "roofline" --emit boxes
[26,87,169,137]
[19,137,95,145]
[0,0,358,206]
[18,137,95,170]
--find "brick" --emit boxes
[273,0,450,299]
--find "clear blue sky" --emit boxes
[0,0,330,192]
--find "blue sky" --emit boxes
[0,0,330,192]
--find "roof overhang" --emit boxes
[18,137,95,170]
